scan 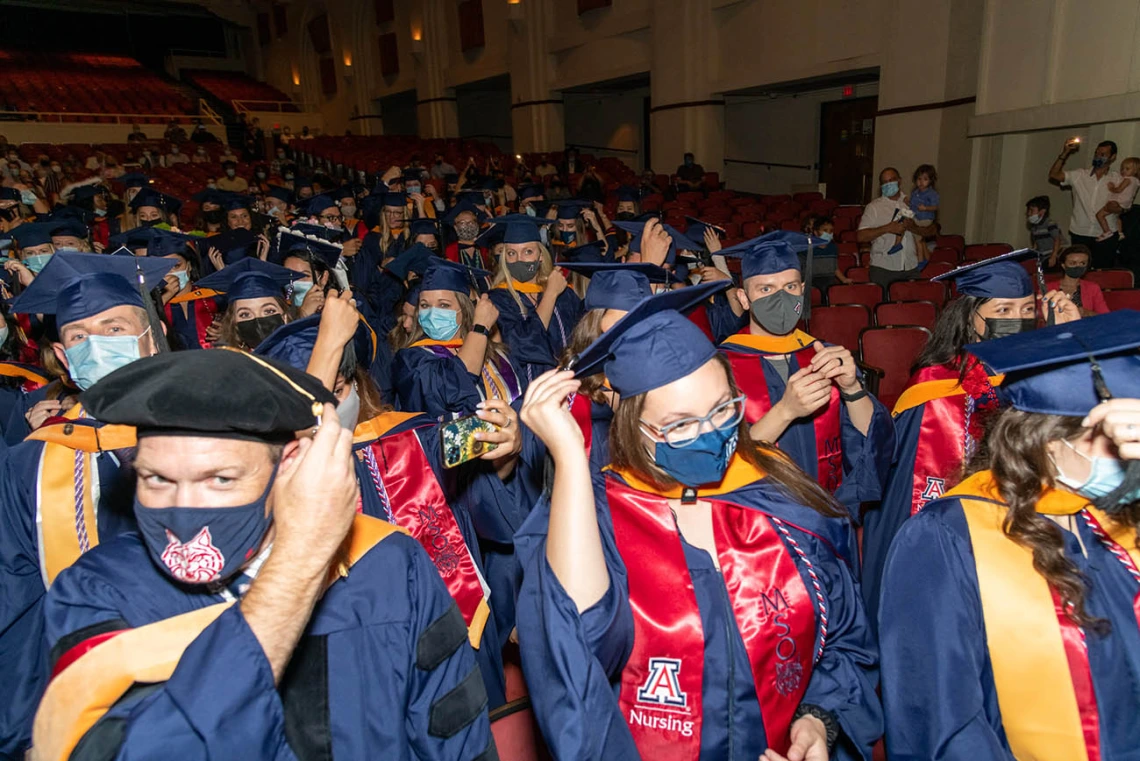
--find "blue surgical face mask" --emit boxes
[173,269,190,291]
[291,280,314,307]
[134,472,275,585]
[1092,156,1108,169]
[93,208,107,217]
[1028,214,1043,225]
[818,231,833,243]
[881,181,900,198]
[20,190,37,206]
[1055,439,1140,509]
[525,204,536,217]
[651,426,738,487]
[63,327,150,390]
[419,306,460,341]
[22,252,52,274]
[0,322,9,347]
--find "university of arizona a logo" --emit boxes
[920,476,946,503]
[636,658,687,708]
[161,527,225,584]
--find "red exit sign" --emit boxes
[842,84,855,98]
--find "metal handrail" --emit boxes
[198,99,224,126]
[0,111,212,125]
[231,99,312,114]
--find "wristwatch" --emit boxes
[839,378,868,403]
[471,324,491,337]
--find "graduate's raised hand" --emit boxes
[778,367,833,420]
[641,217,671,267]
[519,369,583,459]
[1041,288,1080,324]
[1085,398,1140,460]
[341,236,362,258]
[318,288,359,349]
[473,293,499,330]
[808,341,860,394]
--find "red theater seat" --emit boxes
[860,326,932,409]
[809,305,870,355]
[828,283,883,312]
[1104,288,1140,311]
[1085,269,1135,290]
[875,300,938,329]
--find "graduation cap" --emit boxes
[555,199,592,220]
[684,217,725,249]
[332,185,358,201]
[191,188,229,207]
[615,186,642,203]
[718,231,813,279]
[384,242,435,281]
[382,192,407,208]
[614,220,692,265]
[255,313,378,373]
[10,251,174,326]
[201,227,260,265]
[117,172,151,190]
[80,348,336,444]
[966,310,1140,416]
[557,240,608,265]
[489,213,555,245]
[11,223,54,249]
[560,262,659,312]
[130,188,182,217]
[402,168,425,183]
[571,280,730,395]
[266,186,293,204]
[69,185,105,203]
[443,172,460,184]
[408,218,438,239]
[145,228,194,258]
[299,193,338,216]
[404,281,422,307]
[519,184,545,202]
[220,193,252,213]
[474,223,505,249]
[46,217,89,243]
[442,199,488,226]
[931,248,1036,299]
[195,257,303,302]
[0,187,19,202]
[109,225,157,253]
[421,257,491,295]
[276,226,344,269]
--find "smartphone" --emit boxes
[441,414,498,469]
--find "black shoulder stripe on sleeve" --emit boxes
[428,666,488,739]
[416,602,467,671]
[50,618,131,672]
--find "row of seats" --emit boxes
[183,70,298,111]
[0,50,195,119]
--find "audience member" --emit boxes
[857,166,923,289]
[1046,244,1110,316]
[908,164,939,230]
[430,152,457,179]
[675,151,705,190]
[1096,155,1139,242]
[1026,194,1062,266]
[163,119,187,144]
[1049,137,1121,267]
[216,160,249,193]
[126,124,147,143]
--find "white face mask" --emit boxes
[336,383,360,429]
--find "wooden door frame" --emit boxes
[818,96,878,186]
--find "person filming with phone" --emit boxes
[1050,137,1122,268]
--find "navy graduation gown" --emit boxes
[705,291,747,343]
[392,345,485,419]
[42,529,495,761]
[487,285,583,382]
[878,495,1140,760]
[514,469,881,761]
[720,339,895,520]
[0,435,134,759]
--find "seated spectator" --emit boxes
[533,156,558,179]
[576,164,605,203]
[675,151,705,190]
[84,151,105,171]
[164,143,189,166]
[163,119,187,144]
[1045,244,1110,316]
[220,144,238,163]
[126,124,147,143]
[431,152,457,179]
[279,125,294,147]
[1026,194,1061,267]
[216,161,249,193]
[558,147,582,178]
[638,168,659,197]
[299,125,313,140]
[191,145,210,164]
[908,164,939,232]
[190,121,216,143]
[801,214,850,292]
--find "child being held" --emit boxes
[1096,156,1139,241]
[909,164,940,227]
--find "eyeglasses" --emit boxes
[319,213,343,222]
[640,395,746,448]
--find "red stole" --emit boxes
[353,415,490,646]
[569,393,593,458]
[687,304,716,343]
[721,331,842,492]
[894,362,1002,516]
[165,294,218,350]
[607,458,816,758]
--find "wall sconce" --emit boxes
[343,52,353,67]
[292,69,301,87]
[343,53,354,82]
[411,28,424,56]
[508,0,524,27]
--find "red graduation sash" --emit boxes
[352,414,490,647]
[607,458,816,758]
[721,331,842,492]
[165,294,219,350]
[568,393,593,459]
[894,362,1003,516]
[686,304,716,343]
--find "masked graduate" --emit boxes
[0,252,172,758]
[513,289,881,761]
[718,232,894,520]
[127,228,216,352]
[860,251,1080,622]
[129,186,182,229]
[258,298,527,707]
[34,349,496,761]
[487,214,583,381]
[443,199,491,269]
[879,311,1140,761]
[556,260,701,474]
[195,257,303,352]
[393,257,525,419]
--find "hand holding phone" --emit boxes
[441,415,499,468]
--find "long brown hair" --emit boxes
[559,309,609,403]
[609,354,844,519]
[404,289,509,365]
[967,407,1140,630]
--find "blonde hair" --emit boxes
[405,288,508,364]
[379,206,408,252]
[491,240,554,317]
[1122,157,1140,173]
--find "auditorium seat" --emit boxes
[888,279,947,305]
[809,305,871,355]
[860,326,932,409]
[1084,269,1135,290]
[963,243,1014,262]
[828,283,883,312]
[875,300,938,329]
[920,261,955,279]
[1104,288,1140,311]
[935,234,965,254]
[845,266,871,283]
[927,247,960,266]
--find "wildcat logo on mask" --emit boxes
[160,527,226,583]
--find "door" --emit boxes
[819,96,878,205]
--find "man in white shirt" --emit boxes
[857,167,922,291]
[1049,138,1121,269]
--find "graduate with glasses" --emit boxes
[514,289,881,761]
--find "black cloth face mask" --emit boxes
[979,316,1036,340]
[236,314,285,349]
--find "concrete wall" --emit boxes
[563,87,647,171]
[457,84,514,152]
[1,121,226,146]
